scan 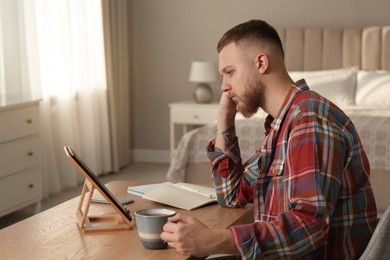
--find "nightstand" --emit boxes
[169,100,219,156]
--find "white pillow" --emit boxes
[289,67,358,107]
[356,70,390,108]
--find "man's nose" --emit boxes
[220,79,230,92]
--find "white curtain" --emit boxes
[1,0,113,198]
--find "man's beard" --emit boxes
[236,76,264,118]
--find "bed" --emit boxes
[166,26,390,215]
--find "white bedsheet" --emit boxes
[166,109,390,183]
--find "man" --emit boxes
[161,20,378,259]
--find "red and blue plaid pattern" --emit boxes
[206,80,377,259]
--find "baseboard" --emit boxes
[131,149,171,163]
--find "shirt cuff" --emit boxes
[229,224,261,258]
[206,137,241,166]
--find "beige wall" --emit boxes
[130,0,390,154]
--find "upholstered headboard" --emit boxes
[277,26,390,71]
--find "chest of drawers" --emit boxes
[0,100,42,217]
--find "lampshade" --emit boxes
[188,61,217,83]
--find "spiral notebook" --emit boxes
[127,182,217,210]
[127,183,165,196]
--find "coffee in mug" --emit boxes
[134,208,176,249]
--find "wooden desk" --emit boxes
[0,181,253,259]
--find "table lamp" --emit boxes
[189,61,217,103]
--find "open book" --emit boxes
[127,182,217,210]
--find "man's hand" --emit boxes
[217,92,237,128]
[216,92,237,152]
[161,213,238,257]
[218,91,237,118]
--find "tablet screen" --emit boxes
[64,145,133,222]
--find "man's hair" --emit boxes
[217,20,284,57]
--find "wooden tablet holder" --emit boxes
[76,179,134,233]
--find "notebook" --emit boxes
[127,182,218,210]
[127,183,164,196]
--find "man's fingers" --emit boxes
[168,213,194,224]
[161,229,175,242]
[167,241,176,248]
[167,213,181,223]
[163,221,178,233]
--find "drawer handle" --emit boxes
[26,119,33,124]
[28,151,34,156]
[28,184,34,189]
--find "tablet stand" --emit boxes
[76,179,134,233]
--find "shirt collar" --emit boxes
[268,79,309,132]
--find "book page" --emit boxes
[142,183,217,210]
[174,183,217,199]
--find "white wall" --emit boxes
[130,0,390,158]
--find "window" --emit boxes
[0,0,33,104]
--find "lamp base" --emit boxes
[193,83,213,104]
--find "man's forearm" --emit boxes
[215,125,236,152]
[215,111,236,152]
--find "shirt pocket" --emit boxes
[267,159,285,177]
[262,159,286,220]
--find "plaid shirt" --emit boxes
[206,80,378,259]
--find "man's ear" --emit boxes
[255,53,269,73]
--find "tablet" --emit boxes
[64,145,133,223]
